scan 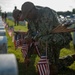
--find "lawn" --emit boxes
[6,19,75,75]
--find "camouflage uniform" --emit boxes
[13,7,21,25]
[20,2,74,75]
[26,6,72,67]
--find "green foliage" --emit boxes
[72,9,75,14]
[7,12,12,16]
[57,11,72,17]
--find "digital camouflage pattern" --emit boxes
[26,6,72,66]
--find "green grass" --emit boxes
[14,25,28,32]
[6,19,75,75]
[60,41,75,72]
[7,19,28,32]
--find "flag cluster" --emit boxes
[37,56,50,75]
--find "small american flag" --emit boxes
[16,40,20,48]
[8,30,12,37]
[21,43,28,58]
[37,56,50,75]
[8,28,14,37]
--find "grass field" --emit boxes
[6,19,75,75]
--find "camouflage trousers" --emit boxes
[37,36,60,66]
[38,36,74,70]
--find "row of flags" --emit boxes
[13,40,50,75]
[5,22,50,75]
[21,42,50,75]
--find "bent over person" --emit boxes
[20,2,72,75]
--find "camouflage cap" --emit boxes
[21,2,35,19]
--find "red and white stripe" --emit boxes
[34,42,41,57]
[37,56,50,75]
[8,27,14,37]
[8,30,12,36]
[21,44,28,58]
[16,40,20,47]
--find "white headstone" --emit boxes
[0,29,6,36]
[0,21,4,26]
[0,25,5,29]
[0,54,18,75]
[0,36,7,53]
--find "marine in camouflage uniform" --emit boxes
[13,6,21,26]
[20,2,73,74]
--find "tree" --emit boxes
[72,8,75,14]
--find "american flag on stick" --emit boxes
[37,56,50,75]
[8,27,14,37]
[21,43,28,58]
[15,39,20,49]
[37,41,50,75]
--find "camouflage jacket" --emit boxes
[26,7,72,48]
[25,6,73,65]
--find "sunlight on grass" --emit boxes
[69,61,75,70]
[60,48,74,57]
[14,25,28,32]
[7,19,28,32]
[60,41,75,57]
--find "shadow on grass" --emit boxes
[58,67,75,75]
[8,46,12,48]
[17,55,38,75]
[17,61,26,75]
